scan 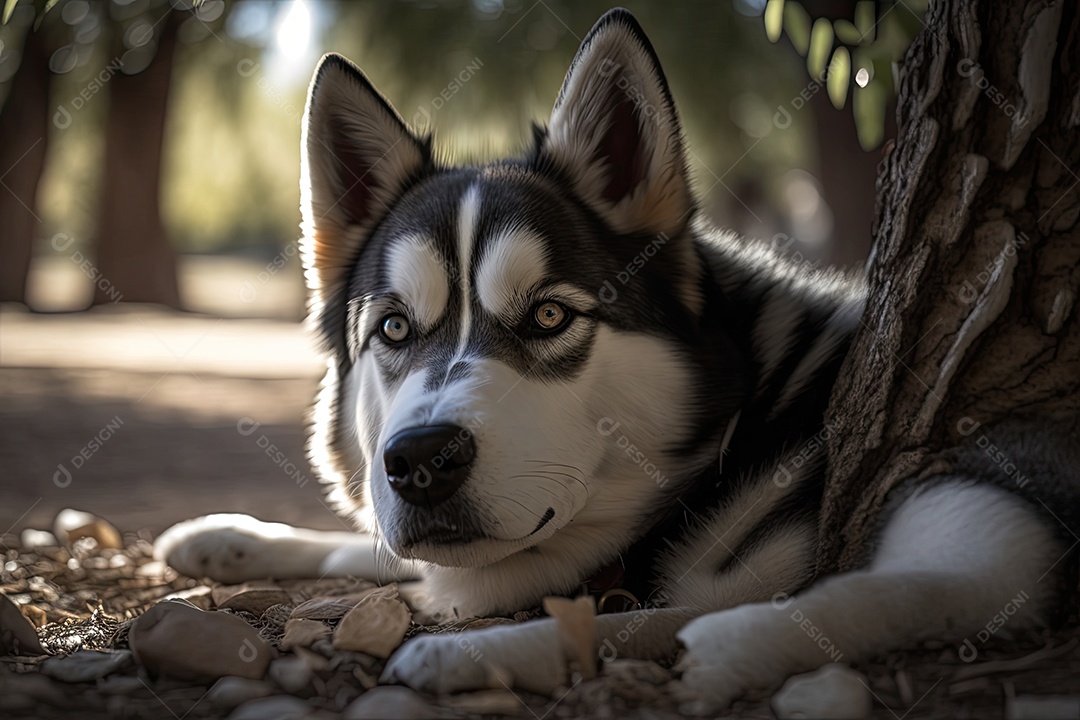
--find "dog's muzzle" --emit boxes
[383,424,476,507]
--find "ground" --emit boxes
[2,304,1078,719]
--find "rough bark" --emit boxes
[820,0,1080,571]
[0,23,50,303]
[93,10,181,307]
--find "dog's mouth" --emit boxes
[402,506,557,553]
[525,507,556,537]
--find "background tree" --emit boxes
[820,0,1080,570]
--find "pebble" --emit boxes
[291,592,373,620]
[343,686,442,719]
[1007,695,1080,720]
[268,655,313,694]
[771,663,872,720]
[280,618,331,651]
[228,695,312,720]
[19,529,58,548]
[0,593,46,655]
[129,601,273,682]
[212,583,292,615]
[161,585,215,611]
[207,676,275,710]
[333,587,411,658]
[440,689,523,715]
[40,649,133,683]
[53,508,123,549]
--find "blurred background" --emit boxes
[0,0,924,537]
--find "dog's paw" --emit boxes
[673,604,794,714]
[154,514,295,583]
[380,633,494,694]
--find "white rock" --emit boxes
[40,650,133,683]
[772,663,872,720]
[19,529,58,548]
[343,687,441,720]
[207,676,275,710]
[53,508,122,549]
[227,695,311,720]
[268,655,313,694]
[1007,695,1080,720]
[333,587,411,658]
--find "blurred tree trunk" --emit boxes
[93,10,181,307]
[820,0,1080,571]
[809,89,896,266]
[0,25,50,303]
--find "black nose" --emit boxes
[382,424,476,506]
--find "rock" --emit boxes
[268,655,313,694]
[162,585,214,611]
[53,508,123,549]
[19,529,58,548]
[1007,695,1080,720]
[213,584,292,615]
[96,675,146,695]
[772,664,872,720]
[0,593,46,655]
[344,686,441,719]
[280,618,331,651]
[333,586,411,658]
[129,601,273,682]
[40,649,133,683]
[228,695,312,720]
[207,676,275,710]
[440,690,522,715]
[291,591,376,620]
[20,604,47,628]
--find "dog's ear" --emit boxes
[301,53,429,346]
[538,9,692,238]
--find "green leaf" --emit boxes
[2,0,19,24]
[833,18,861,46]
[853,78,887,150]
[32,0,60,30]
[764,0,785,43]
[807,17,833,80]
[854,0,875,41]
[827,47,850,109]
[783,2,811,56]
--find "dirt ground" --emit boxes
[2,305,1079,719]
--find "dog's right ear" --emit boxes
[301,53,429,348]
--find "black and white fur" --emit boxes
[156,9,1078,710]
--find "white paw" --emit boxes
[674,604,794,713]
[154,514,293,584]
[380,632,493,694]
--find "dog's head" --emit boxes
[301,9,745,568]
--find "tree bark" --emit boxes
[93,10,181,307]
[820,0,1080,572]
[0,23,50,303]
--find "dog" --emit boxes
[156,8,1078,710]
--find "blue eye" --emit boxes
[381,314,411,342]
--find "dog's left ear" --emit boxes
[538,9,693,238]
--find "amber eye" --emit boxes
[381,314,411,343]
[532,302,569,332]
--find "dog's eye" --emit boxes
[381,314,411,343]
[532,302,569,332]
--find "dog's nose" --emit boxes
[382,424,476,506]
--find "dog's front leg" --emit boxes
[382,607,696,695]
[675,480,1065,712]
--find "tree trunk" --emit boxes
[93,10,181,307]
[820,0,1080,572]
[0,23,50,303]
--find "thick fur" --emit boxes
[156,9,1078,710]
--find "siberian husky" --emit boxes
[157,8,1078,709]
